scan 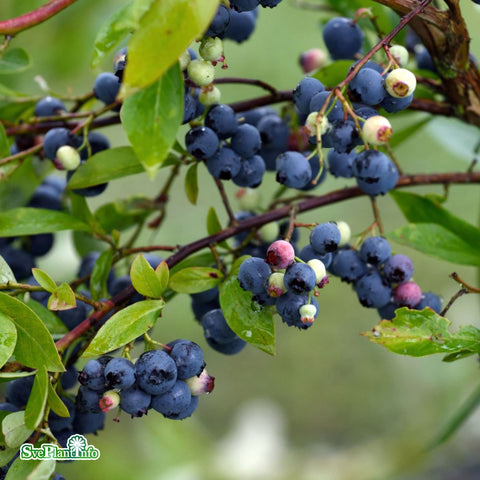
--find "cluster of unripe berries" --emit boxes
[0,176,65,279]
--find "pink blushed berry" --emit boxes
[99,390,121,413]
[265,240,295,269]
[394,281,422,308]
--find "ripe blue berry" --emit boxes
[78,357,112,391]
[232,154,266,187]
[329,119,361,153]
[276,292,318,329]
[276,151,312,189]
[169,341,205,379]
[298,245,332,269]
[359,237,391,265]
[353,150,399,196]
[327,149,356,178]
[355,270,392,308]
[205,104,238,139]
[135,350,178,395]
[73,412,105,435]
[201,309,246,355]
[104,357,136,390]
[415,292,442,313]
[206,147,242,180]
[308,91,343,121]
[120,384,151,417]
[322,17,364,60]
[224,10,257,43]
[185,126,219,160]
[284,263,316,294]
[151,380,192,418]
[257,114,289,151]
[93,72,121,104]
[34,97,66,117]
[6,375,34,408]
[231,124,262,158]
[329,248,367,283]
[205,4,231,37]
[43,127,79,161]
[238,256,271,293]
[293,77,325,114]
[384,254,414,284]
[349,68,386,105]
[310,222,341,254]
[75,386,103,414]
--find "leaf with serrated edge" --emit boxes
[32,268,56,293]
[0,293,64,372]
[121,65,183,178]
[0,313,16,369]
[220,276,275,355]
[2,411,33,448]
[24,366,48,430]
[48,283,76,311]
[82,299,164,357]
[362,307,480,357]
[130,254,164,298]
[169,267,223,294]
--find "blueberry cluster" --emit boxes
[77,342,213,421]
[0,176,65,280]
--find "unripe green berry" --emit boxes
[199,37,224,63]
[99,390,121,413]
[389,45,409,67]
[336,220,351,247]
[299,304,317,325]
[307,259,326,284]
[187,59,215,87]
[236,188,262,211]
[385,68,416,98]
[267,272,286,298]
[362,115,392,145]
[185,369,215,395]
[259,222,280,243]
[55,145,81,170]
[179,49,191,71]
[305,112,329,137]
[199,85,221,106]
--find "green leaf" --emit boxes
[67,146,143,189]
[390,191,480,249]
[313,60,352,86]
[428,383,480,449]
[91,0,155,68]
[169,267,223,294]
[94,196,152,233]
[2,411,33,448]
[0,48,31,74]
[386,223,480,266]
[0,445,17,468]
[0,123,9,158]
[0,371,36,383]
[90,250,114,301]
[32,268,56,293]
[47,381,70,418]
[0,293,64,372]
[82,299,164,357]
[156,261,169,293]
[389,115,433,148]
[185,163,199,205]
[206,206,229,249]
[68,191,105,234]
[0,255,16,285]
[130,254,164,298]
[0,314,16,369]
[47,283,76,311]
[72,231,107,258]
[362,307,480,357]
[6,456,55,480]
[25,299,68,336]
[24,366,48,430]
[219,276,275,355]
[121,0,219,94]
[0,208,90,237]
[121,65,183,178]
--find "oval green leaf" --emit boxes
[67,146,143,189]
[0,314,16,369]
[0,293,64,372]
[25,299,69,336]
[32,268,57,293]
[169,267,223,294]
[24,366,48,430]
[130,254,164,298]
[90,250,114,301]
[0,255,16,285]
[0,48,31,74]
[47,381,70,418]
[121,65,183,178]
[47,283,77,311]
[185,162,199,205]
[2,411,33,449]
[82,299,165,357]
[219,276,275,355]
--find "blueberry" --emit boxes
[0,402,19,412]
[353,103,379,120]
[151,380,192,417]
[205,4,231,37]
[355,270,392,308]
[232,154,266,187]
[353,150,399,196]
[329,119,361,153]
[299,153,328,191]
[0,246,35,280]
[310,222,341,254]
[93,72,121,105]
[104,357,136,389]
[293,77,325,114]
[79,131,110,160]
[380,93,413,113]
[169,395,199,420]
[75,386,103,413]
[78,357,112,391]
[29,184,62,211]
[276,292,318,329]
[57,297,91,330]
[349,68,386,105]
[191,296,221,322]
[73,411,105,435]
[24,233,54,257]
[205,104,239,139]
[329,248,367,283]
[224,9,257,43]
[322,17,364,60]
[276,151,312,189]
[377,301,398,320]
[383,254,414,284]
[34,97,66,117]
[415,292,442,313]
[327,149,356,178]
[185,126,219,160]
[49,397,76,433]
[237,107,276,127]
[77,251,115,288]
[231,124,262,158]
[169,341,205,379]
[6,376,34,408]
[283,263,316,294]
[206,147,242,180]
[308,91,343,121]
[135,350,178,395]
[237,256,271,293]
[298,245,332,269]
[119,384,151,417]
[60,365,79,390]
[230,0,260,11]
[190,287,219,305]
[43,127,80,161]
[201,309,247,354]
[256,114,289,151]
[360,237,391,265]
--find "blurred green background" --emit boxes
[2,1,480,479]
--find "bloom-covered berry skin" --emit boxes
[293,77,325,114]
[205,104,238,139]
[135,350,178,396]
[276,293,319,329]
[201,309,246,355]
[169,341,205,380]
[265,240,295,269]
[283,263,317,295]
[231,124,262,158]
[93,72,120,104]
[151,380,192,418]
[120,384,152,418]
[104,357,136,390]
[393,281,422,307]
[206,147,242,180]
[349,68,386,105]
[329,248,367,283]
[415,292,442,313]
[383,254,414,284]
[34,96,66,117]
[78,357,112,392]
[360,237,391,265]
[310,222,341,255]
[322,17,364,60]
[355,270,392,308]
[185,126,219,160]
[238,256,271,293]
[75,386,103,414]
[276,151,312,189]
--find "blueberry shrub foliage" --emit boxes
[0,0,480,477]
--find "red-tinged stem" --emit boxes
[0,0,80,36]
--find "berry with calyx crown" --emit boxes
[385,68,417,98]
[389,45,409,67]
[265,240,295,269]
[267,272,286,297]
[362,115,393,145]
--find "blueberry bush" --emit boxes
[0,0,480,478]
